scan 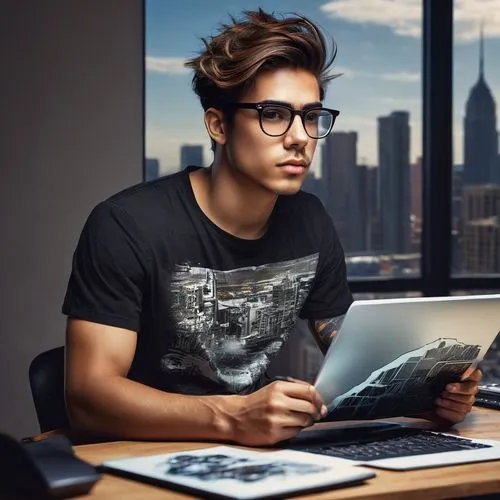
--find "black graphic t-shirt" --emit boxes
[62,168,352,395]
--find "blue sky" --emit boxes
[145,0,500,175]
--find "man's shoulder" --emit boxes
[105,169,189,213]
[84,169,194,240]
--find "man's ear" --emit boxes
[204,107,227,146]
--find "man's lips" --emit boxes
[277,160,309,175]
[277,159,308,168]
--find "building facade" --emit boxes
[378,111,411,254]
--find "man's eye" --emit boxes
[305,111,320,123]
[261,108,288,121]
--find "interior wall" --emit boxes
[0,0,144,438]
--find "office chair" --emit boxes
[28,346,70,433]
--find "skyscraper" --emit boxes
[144,158,160,181]
[357,164,379,252]
[321,131,363,253]
[301,172,321,198]
[462,185,500,273]
[463,27,498,185]
[180,145,204,170]
[378,111,411,254]
[411,157,422,221]
[463,217,500,273]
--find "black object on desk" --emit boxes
[475,383,500,410]
[0,433,101,498]
[285,426,491,462]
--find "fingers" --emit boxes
[467,368,483,382]
[436,394,474,412]
[440,389,476,404]
[434,406,467,424]
[434,385,476,425]
[260,407,314,431]
[282,396,322,421]
[459,367,482,382]
[288,411,315,429]
[446,380,480,396]
[274,380,327,417]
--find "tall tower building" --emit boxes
[357,164,379,252]
[463,27,498,185]
[411,157,422,221]
[463,184,500,221]
[378,111,411,254]
[180,145,204,170]
[321,132,363,253]
[410,157,423,253]
[144,158,160,181]
[463,217,500,273]
[462,185,500,273]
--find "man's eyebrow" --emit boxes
[259,99,323,109]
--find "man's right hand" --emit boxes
[227,379,327,446]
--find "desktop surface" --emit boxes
[69,408,500,500]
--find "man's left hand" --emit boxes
[432,368,482,425]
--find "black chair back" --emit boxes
[28,346,69,433]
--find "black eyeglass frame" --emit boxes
[221,102,340,139]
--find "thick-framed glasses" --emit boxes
[224,102,340,139]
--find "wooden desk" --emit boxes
[74,408,500,500]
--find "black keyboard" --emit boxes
[288,428,491,462]
[475,383,500,410]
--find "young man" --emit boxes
[63,9,480,446]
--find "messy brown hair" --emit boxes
[184,8,338,110]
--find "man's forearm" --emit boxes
[66,376,240,442]
[308,314,346,354]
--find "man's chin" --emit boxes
[269,179,304,196]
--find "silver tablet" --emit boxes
[314,294,500,420]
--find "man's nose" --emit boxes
[286,114,309,146]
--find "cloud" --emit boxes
[374,96,421,106]
[320,0,421,37]
[380,71,420,82]
[146,56,189,75]
[332,65,356,77]
[338,115,376,128]
[340,70,419,82]
[454,0,500,41]
[320,0,500,42]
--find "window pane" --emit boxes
[300,4,422,279]
[453,9,500,276]
[145,1,422,280]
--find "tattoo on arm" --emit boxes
[308,314,346,353]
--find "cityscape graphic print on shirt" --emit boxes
[163,254,319,394]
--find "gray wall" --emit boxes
[0,0,144,438]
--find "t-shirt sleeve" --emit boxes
[62,201,150,332]
[299,200,353,320]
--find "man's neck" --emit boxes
[190,164,278,240]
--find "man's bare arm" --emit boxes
[65,318,324,445]
[65,318,238,442]
[308,314,346,354]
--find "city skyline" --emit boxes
[146,0,500,175]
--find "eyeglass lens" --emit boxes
[260,105,334,138]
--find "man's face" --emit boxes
[223,68,321,196]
